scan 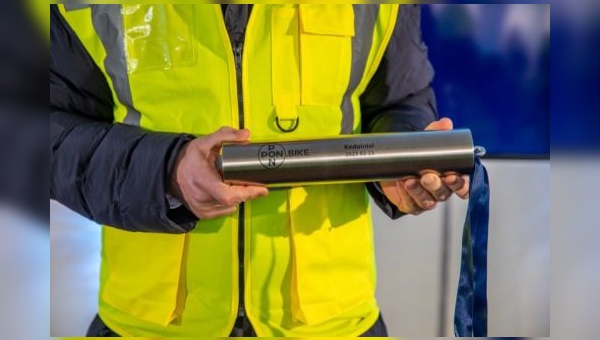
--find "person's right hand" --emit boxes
[168,126,268,219]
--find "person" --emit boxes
[50,4,468,337]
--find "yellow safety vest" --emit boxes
[59,4,399,336]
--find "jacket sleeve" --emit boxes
[360,5,439,219]
[50,5,198,232]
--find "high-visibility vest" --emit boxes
[59,4,399,336]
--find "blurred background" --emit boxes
[378,4,550,336]
[9,1,600,338]
[423,4,549,157]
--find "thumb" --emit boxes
[207,126,250,146]
[425,117,453,131]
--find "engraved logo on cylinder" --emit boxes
[258,144,286,169]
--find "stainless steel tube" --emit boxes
[216,129,477,187]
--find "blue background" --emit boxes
[421,5,549,158]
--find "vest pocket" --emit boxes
[101,227,187,326]
[122,5,196,74]
[287,184,375,326]
[298,5,354,106]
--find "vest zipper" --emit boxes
[220,5,251,334]
[233,44,245,130]
[233,38,252,335]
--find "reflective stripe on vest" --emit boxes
[61,4,399,336]
[91,5,141,126]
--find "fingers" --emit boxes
[188,203,238,220]
[420,173,452,201]
[213,183,269,206]
[425,117,453,131]
[381,172,469,216]
[404,178,437,210]
[395,180,423,215]
[185,184,268,220]
[172,126,271,221]
[400,172,469,214]
[442,174,470,199]
[205,126,250,147]
[380,180,423,215]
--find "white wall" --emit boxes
[551,158,600,339]
[50,200,101,337]
[48,159,550,337]
[0,206,49,340]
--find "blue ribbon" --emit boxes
[454,157,489,337]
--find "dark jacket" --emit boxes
[50,4,437,232]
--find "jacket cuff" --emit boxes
[118,129,197,232]
[162,133,198,230]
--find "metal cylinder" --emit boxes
[216,129,477,187]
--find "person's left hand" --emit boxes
[378,117,470,215]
